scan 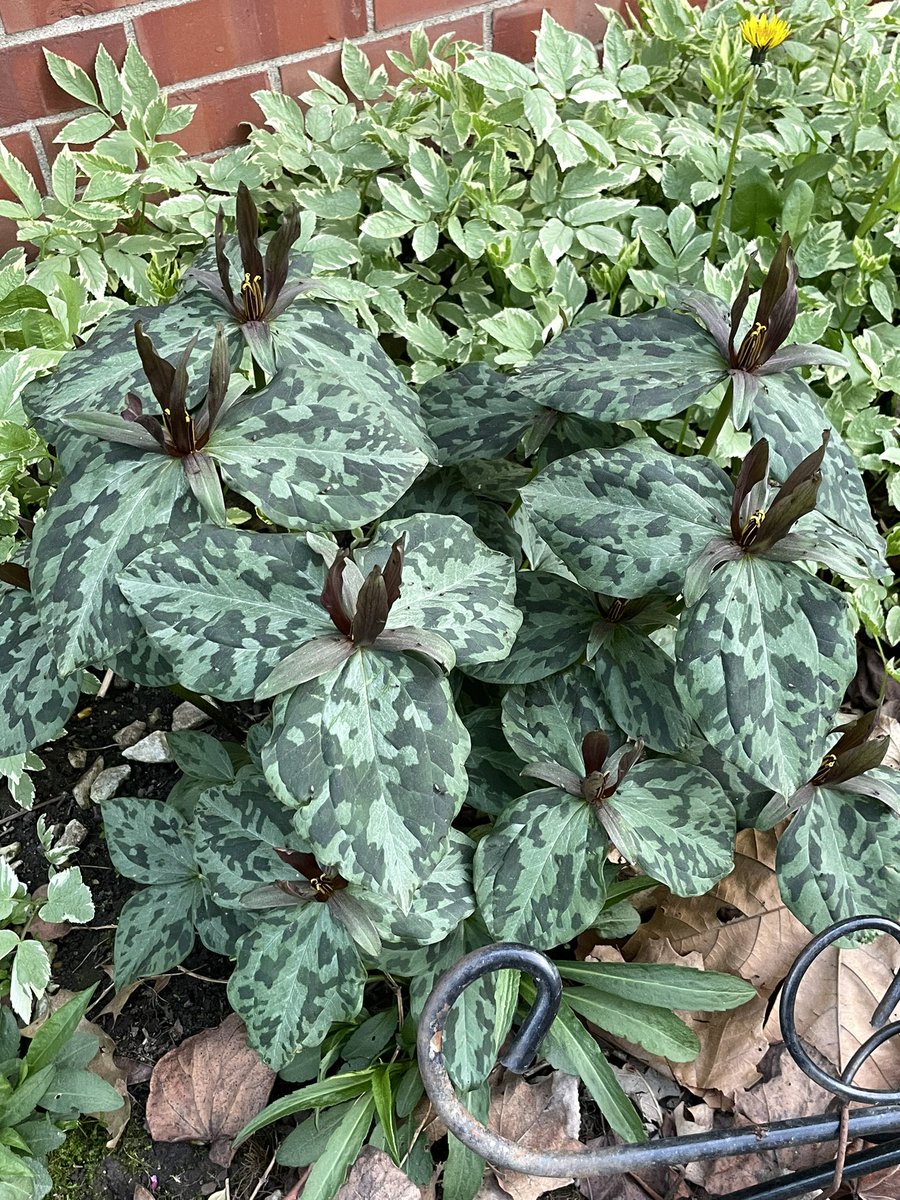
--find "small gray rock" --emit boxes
[122,730,172,763]
[67,748,87,770]
[171,701,208,731]
[73,757,104,809]
[90,765,132,803]
[114,720,146,748]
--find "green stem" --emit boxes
[825,30,843,93]
[708,76,755,262]
[675,407,692,454]
[698,378,735,458]
[252,356,267,391]
[856,154,900,239]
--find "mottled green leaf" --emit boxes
[419,362,538,464]
[776,787,900,932]
[113,882,199,987]
[369,831,475,948]
[228,904,366,1070]
[31,448,196,674]
[359,514,521,666]
[0,586,80,755]
[101,798,196,886]
[676,559,856,795]
[465,570,596,685]
[475,789,605,948]
[522,443,730,596]
[263,651,469,907]
[593,626,692,753]
[501,663,620,774]
[120,527,329,701]
[516,311,725,421]
[461,708,525,818]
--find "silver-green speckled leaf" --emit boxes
[113,882,201,987]
[598,760,735,895]
[475,788,606,949]
[675,559,856,796]
[752,376,886,577]
[119,527,329,702]
[418,362,538,464]
[358,514,521,667]
[194,768,301,908]
[100,798,197,886]
[206,360,430,531]
[194,896,253,958]
[263,650,470,907]
[365,831,476,949]
[522,443,730,596]
[30,447,197,674]
[228,903,366,1070]
[593,627,692,754]
[0,586,80,755]
[515,311,726,422]
[776,787,900,933]
[465,570,597,685]
[462,708,527,818]
[677,737,773,829]
[108,629,177,688]
[501,664,621,774]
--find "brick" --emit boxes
[373,0,470,33]
[134,0,366,88]
[0,24,127,126]
[279,49,342,98]
[0,131,45,254]
[167,71,269,155]
[0,0,133,35]
[492,0,606,60]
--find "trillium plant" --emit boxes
[0,207,893,1157]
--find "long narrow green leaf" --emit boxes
[443,1083,489,1200]
[555,961,756,1012]
[234,1068,383,1146]
[371,1065,400,1164]
[23,985,95,1078]
[300,1092,376,1200]
[563,986,699,1061]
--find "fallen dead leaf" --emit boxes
[145,1013,275,1165]
[577,1136,670,1200]
[873,712,900,769]
[686,1046,838,1194]
[133,1189,154,1200]
[335,1146,421,1199]
[28,884,72,942]
[762,933,900,1095]
[475,1071,582,1200]
[856,1159,900,1198]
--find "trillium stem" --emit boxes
[699,377,735,457]
[708,74,755,262]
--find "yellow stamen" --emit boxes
[744,509,766,537]
[241,272,265,321]
[740,12,790,55]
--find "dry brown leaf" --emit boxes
[857,1159,900,1198]
[475,1070,582,1200]
[762,933,900,1094]
[334,1146,421,1199]
[145,1013,275,1165]
[576,1136,670,1200]
[586,941,769,1100]
[874,712,900,769]
[133,1189,154,1200]
[625,829,809,1002]
[686,1047,837,1195]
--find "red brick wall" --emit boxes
[0,0,608,241]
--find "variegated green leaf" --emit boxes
[751,376,886,576]
[194,896,253,957]
[461,708,526,818]
[31,448,196,674]
[365,831,476,948]
[598,760,735,895]
[419,362,538,464]
[0,586,80,755]
[465,570,596,685]
[593,626,692,754]
[263,650,469,907]
[100,798,197,886]
[678,738,773,829]
[516,311,726,421]
[109,629,177,688]
[206,361,430,531]
[522,443,730,596]
[501,663,620,774]
[359,514,521,666]
[675,559,856,795]
[776,787,900,932]
[475,789,606,948]
[113,882,200,987]
[119,527,329,701]
[228,904,366,1070]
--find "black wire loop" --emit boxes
[416,914,900,1185]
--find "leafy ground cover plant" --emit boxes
[0,162,891,1195]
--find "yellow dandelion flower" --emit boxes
[740,12,790,62]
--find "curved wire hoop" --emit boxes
[416,915,900,1185]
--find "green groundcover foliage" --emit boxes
[0,1,898,1194]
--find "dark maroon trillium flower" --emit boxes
[190,181,309,375]
[522,730,646,806]
[684,234,847,426]
[683,432,836,604]
[66,322,238,527]
[756,711,892,827]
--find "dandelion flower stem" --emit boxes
[708,74,755,262]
